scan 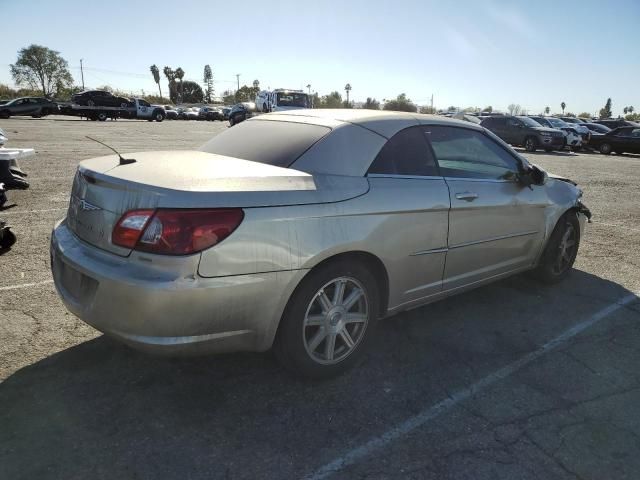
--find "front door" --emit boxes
[423,125,548,291]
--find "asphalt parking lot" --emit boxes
[1,116,639,480]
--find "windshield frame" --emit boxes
[517,116,542,128]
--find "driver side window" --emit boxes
[424,126,520,180]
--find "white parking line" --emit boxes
[0,279,54,292]
[305,292,639,480]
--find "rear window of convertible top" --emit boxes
[200,120,331,168]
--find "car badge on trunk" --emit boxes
[79,199,101,211]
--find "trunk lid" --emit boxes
[66,150,368,255]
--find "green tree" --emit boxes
[599,98,612,119]
[321,91,343,108]
[253,79,260,90]
[174,67,185,103]
[482,106,493,113]
[629,106,634,114]
[169,80,203,103]
[235,85,254,102]
[10,44,73,97]
[150,64,162,99]
[203,65,213,103]
[383,93,417,112]
[419,105,436,114]
[561,101,566,114]
[363,97,380,110]
[544,106,550,115]
[578,112,591,119]
[311,92,322,108]
[222,90,235,105]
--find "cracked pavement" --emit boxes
[0,117,639,479]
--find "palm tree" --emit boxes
[561,102,566,114]
[174,67,185,103]
[150,65,162,99]
[544,106,550,115]
[163,66,175,101]
[629,106,635,114]
[252,79,259,89]
[344,83,352,105]
[624,106,629,115]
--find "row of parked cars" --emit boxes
[164,104,253,126]
[477,115,640,155]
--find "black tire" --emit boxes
[262,103,268,113]
[524,136,537,152]
[274,261,380,379]
[154,110,165,122]
[0,228,17,250]
[599,143,612,155]
[0,110,10,119]
[531,212,580,284]
[544,148,553,153]
[97,113,108,122]
[615,151,624,155]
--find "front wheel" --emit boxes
[524,137,537,152]
[274,261,379,378]
[154,111,165,122]
[97,112,108,121]
[599,143,612,155]
[531,212,580,284]
[229,117,235,126]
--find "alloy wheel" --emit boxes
[303,276,369,365]
[552,222,576,275]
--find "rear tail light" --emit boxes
[112,208,244,255]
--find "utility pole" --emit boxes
[80,59,85,90]
[236,74,240,91]
[430,93,433,111]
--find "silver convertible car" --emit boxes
[51,110,591,378]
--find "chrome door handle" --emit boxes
[455,192,479,201]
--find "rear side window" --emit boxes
[368,127,438,176]
[200,120,330,167]
[424,126,520,180]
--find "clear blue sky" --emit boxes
[1,0,638,115]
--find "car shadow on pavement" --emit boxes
[1,270,638,479]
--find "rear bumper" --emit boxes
[51,220,305,355]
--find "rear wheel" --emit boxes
[154,110,165,122]
[524,136,537,152]
[97,112,108,122]
[531,212,580,284]
[229,116,235,126]
[274,261,379,378]
[599,143,612,155]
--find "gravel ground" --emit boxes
[1,116,639,480]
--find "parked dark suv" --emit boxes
[594,119,640,130]
[480,115,565,152]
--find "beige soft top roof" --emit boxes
[250,108,483,139]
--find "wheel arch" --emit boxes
[266,250,390,351]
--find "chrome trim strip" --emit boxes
[367,174,444,180]
[444,177,516,184]
[450,230,539,249]
[410,247,448,256]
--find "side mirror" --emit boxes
[518,165,547,187]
